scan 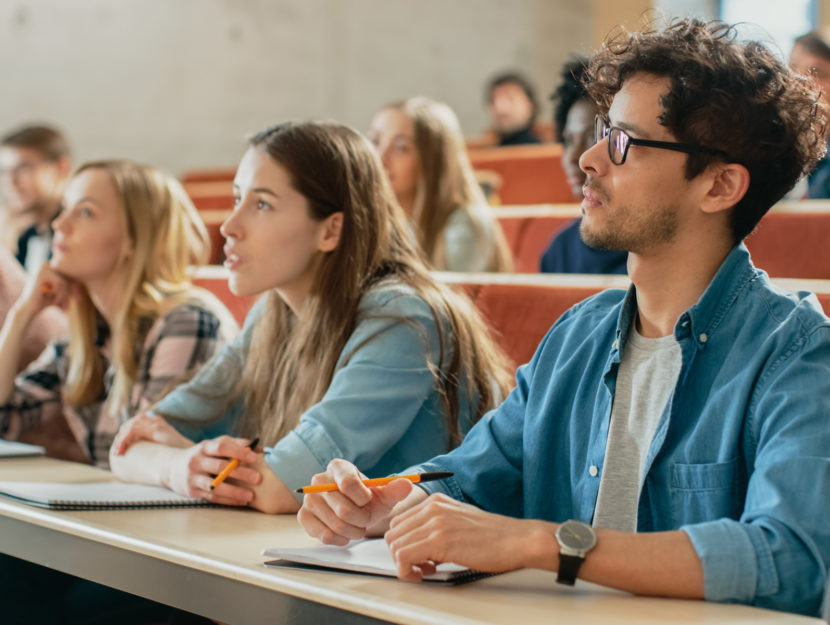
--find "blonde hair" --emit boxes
[384,97,513,272]
[63,160,212,413]
[236,121,513,448]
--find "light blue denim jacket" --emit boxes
[417,244,830,616]
[153,282,472,500]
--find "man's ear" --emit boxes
[701,163,750,214]
[318,212,343,252]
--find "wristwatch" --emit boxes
[554,519,597,585]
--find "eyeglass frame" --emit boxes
[594,115,727,166]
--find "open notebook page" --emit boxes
[264,538,494,585]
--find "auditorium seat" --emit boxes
[494,202,830,278]
[468,144,573,204]
[190,267,830,371]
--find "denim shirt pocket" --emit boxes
[670,459,742,527]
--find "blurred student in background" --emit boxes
[110,120,513,515]
[0,160,237,466]
[0,125,72,273]
[368,97,513,272]
[790,28,830,198]
[486,71,542,145]
[0,159,237,625]
[540,57,628,274]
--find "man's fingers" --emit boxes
[303,497,370,542]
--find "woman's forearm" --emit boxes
[0,304,36,404]
[109,440,180,488]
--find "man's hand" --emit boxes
[298,459,423,545]
[384,493,555,581]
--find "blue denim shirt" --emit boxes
[153,282,473,501]
[417,244,830,616]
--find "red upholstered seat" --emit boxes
[468,144,573,205]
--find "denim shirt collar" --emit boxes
[613,243,756,355]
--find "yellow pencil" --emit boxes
[295,471,453,494]
[209,437,259,491]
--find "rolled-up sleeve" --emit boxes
[683,325,830,615]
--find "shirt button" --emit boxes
[699,333,708,343]
[589,465,599,477]
[612,339,620,350]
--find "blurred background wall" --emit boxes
[0,0,819,175]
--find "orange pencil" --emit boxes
[209,437,259,491]
[295,471,453,494]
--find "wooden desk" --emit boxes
[0,457,821,625]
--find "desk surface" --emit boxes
[0,457,821,625]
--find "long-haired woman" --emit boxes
[111,120,513,514]
[0,160,238,465]
[367,97,513,272]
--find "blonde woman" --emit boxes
[367,97,513,272]
[110,120,513,514]
[0,160,238,466]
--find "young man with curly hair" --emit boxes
[298,19,830,616]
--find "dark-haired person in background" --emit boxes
[485,71,542,146]
[299,19,830,616]
[0,125,71,274]
[540,57,628,274]
[790,28,830,198]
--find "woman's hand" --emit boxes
[163,435,262,506]
[111,412,192,455]
[14,262,75,319]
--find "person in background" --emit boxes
[109,121,513,515]
[486,71,543,145]
[367,97,513,272]
[0,160,237,624]
[0,125,72,273]
[790,28,830,198]
[0,160,237,466]
[297,19,830,617]
[540,57,628,274]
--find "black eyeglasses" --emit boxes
[594,116,726,165]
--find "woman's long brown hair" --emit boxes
[236,121,513,448]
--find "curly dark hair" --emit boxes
[551,56,590,143]
[585,18,827,243]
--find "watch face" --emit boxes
[558,520,596,550]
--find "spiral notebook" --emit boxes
[263,538,495,585]
[0,440,46,458]
[0,481,214,510]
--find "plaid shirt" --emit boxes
[0,302,236,467]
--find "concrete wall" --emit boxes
[0,0,592,175]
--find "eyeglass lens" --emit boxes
[595,117,630,165]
